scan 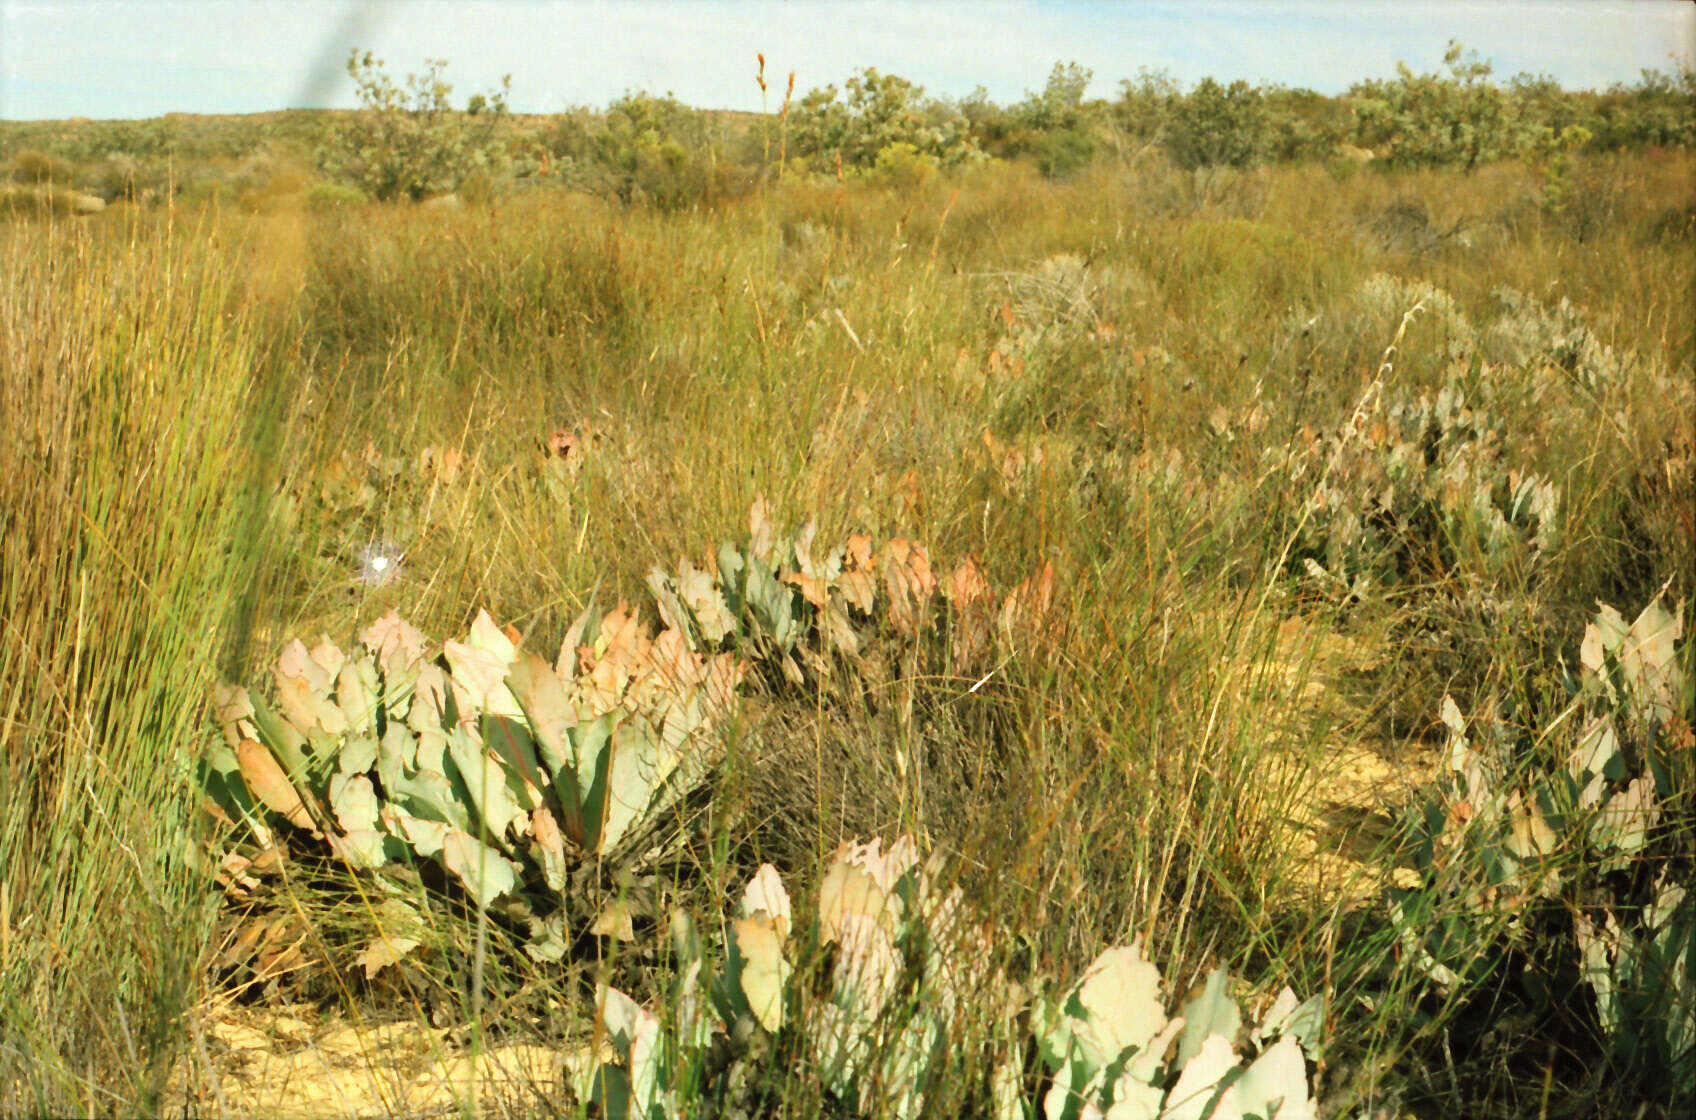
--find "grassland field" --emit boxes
[1,131,1693,1119]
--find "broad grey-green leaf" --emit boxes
[657,692,700,761]
[303,727,343,789]
[1622,596,1684,724]
[677,557,736,644]
[337,658,382,737]
[525,911,570,964]
[555,603,599,679]
[740,863,792,941]
[596,985,663,1118]
[818,861,890,946]
[646,567,691,642]
[659,558,739,646]
[1223,1033,1316,1120]
[730,916,790,1032]
[1046,943,1167,1080]
[1581,603,1630,699]
[360,610,427,678]
[1592,775,1658,854]
[811,1002,875,1100]
[330,772,381,833]
[601,719,675,854]
[1161,1033,1239,1120]
[504,650,578,795]
[355,932,422,979]
[1176,966,1241,1069]
[444,609,523,721]
[377,722,415,792]
[236,737,319,835]
[716,542,747,615]
[1254,988,1326,1063]
[416,727,448,773]
[446,725,526,844]
[387,805,448,858]
[745,560,796,649]
[247,692,311,789]
[570,712,618,854]
[408,662,452,733]
[388,767,472,834]
[529,807,568,891]
[480,714,545,800]
[748,498,778,566]
[339,733,378,777]
[379,660,420,723]
[1121,1015,1185,1091]
[212,683,255,747]
[832,911,900,1022]
[440,827,518,908]
[991,1058,1029,1120]
[330,829,391,869]
[1570,716,1619,808]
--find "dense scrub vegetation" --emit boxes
[1,42,1692,1120]
[3,41,1693,211]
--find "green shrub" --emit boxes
[1348,41,1536,170]
[1392,596,1694,1104]
[305,179,369,210]
[316,51,515,202]
[9,148,74,184]
[1164,78,1272,170]
[789,68,979,172]
[0,183,78,218]
[871,141,937,190]
[579,844,1322,1120]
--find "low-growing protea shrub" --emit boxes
[579,838,1324,1120]
[647,499,1059,688]
[1391,592,1693,1101]
[1277,359,1560,607]
[206,603,745,961]
[203,502,1059,969]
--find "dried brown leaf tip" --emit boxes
[542,423,600,480]
[877,538,936,637]
[946,557,996,671]
[416,444,464,484]
[999,560,1059,645]
[837,533,877,615]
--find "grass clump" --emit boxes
[0,212,276,1115]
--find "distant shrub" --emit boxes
[1348,41,1536,170]
[305,180,369,210]
[317,51,515,202]
[0,184,79,219]
[1588,67,1696,150]
[1264,86,1351,162]
[1164,78,1272,170]
[583,91,749,208]
[93,153,141,201]
[1111,67,1182,148]
[790,68,979,173]
[10,149,74,184]
[1004,62,1102,179]
[871,141,937,190]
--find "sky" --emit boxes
[2,0,1692,121]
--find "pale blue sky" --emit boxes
[3,1,1691,121]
